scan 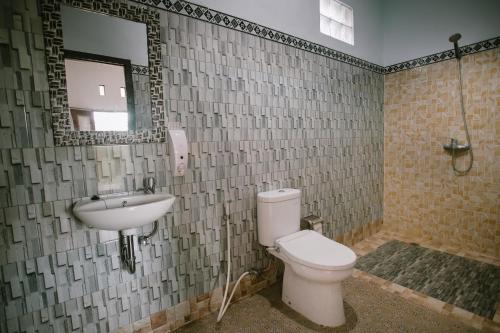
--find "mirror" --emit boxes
[61,5,150,132]
[41,0,164,145]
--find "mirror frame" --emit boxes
[41,0,165,145]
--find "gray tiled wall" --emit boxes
[132,72,152,130]
[0,0,383,332]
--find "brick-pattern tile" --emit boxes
[384,48,500,258]
[0,0,383,332]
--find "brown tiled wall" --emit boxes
[384,48,500,257]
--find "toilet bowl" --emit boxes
[269,230,356,327]
[257,189,357,327]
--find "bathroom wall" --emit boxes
[0,0,383,332]
[183,0,500,67]
[189,0,384,65]
[384,48,500,257]
[382,0,500,66]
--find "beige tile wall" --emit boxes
[384,48,500,257]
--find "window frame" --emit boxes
[319,0,354,45]
[63,50,136,131]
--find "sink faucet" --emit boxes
[143,177,156,194]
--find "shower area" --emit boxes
[442,34,473,175]
[383,36,500,258]
[352,36,500,328]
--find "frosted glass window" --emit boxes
[94,112,128,131]
[319,0,354,45]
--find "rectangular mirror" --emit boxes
[61,4,148,132]
[41,0,165,145]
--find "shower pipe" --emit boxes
[444,33,474,175]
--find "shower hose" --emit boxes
[452,58,474,175]
[216,204,255,323]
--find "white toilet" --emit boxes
[257,189,357,327]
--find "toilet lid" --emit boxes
[276,230,357,271]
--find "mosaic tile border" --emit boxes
[132,0,385,74]
[384,36,500,73]
[131,64,150,75]
[132,0,500,75]
[41,0,166,146]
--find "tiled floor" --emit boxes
[176,276,479,333]
[351,230,500,332]
[355,240,500,318]
[135,229,500,332]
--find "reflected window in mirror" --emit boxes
[64,52,134,131]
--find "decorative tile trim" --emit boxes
[132,0,385,74]
[132,1,499,75]
[384,36,500,74]
[132,64,150,75]
[41,0,165,146]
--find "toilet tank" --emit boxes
[257,189,301,246]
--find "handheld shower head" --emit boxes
[449,33,462,59]
[448,33,461,43]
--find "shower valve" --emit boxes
[443,138,470,154]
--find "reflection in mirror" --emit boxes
[61,5,152,132]
[65,53,133,131]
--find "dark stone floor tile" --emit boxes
[355,240,500,319]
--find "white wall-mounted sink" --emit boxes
[73,193,175,231]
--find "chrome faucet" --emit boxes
[143,177,156,194]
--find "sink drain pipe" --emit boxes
[120,221,159,274]
[216,204,257,323]
[138,221,159,245]
[120,232,136,274]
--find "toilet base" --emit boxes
[282,264,346,327]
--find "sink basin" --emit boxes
[73,193,175,231]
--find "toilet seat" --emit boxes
[276,230,357,271]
